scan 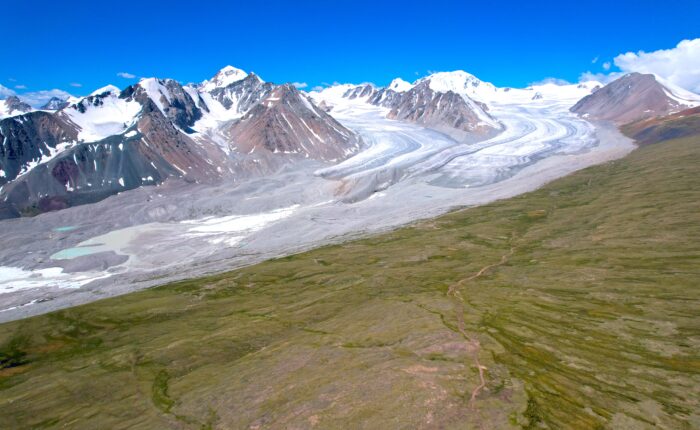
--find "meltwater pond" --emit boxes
[51,245,104,260]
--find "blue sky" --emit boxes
[2,0,699,102]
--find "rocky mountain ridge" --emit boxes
[0,67,362,218]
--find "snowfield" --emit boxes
[0,77,636,321]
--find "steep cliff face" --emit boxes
[0,111,79,185]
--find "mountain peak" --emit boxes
[388,78,413,92]
[40,97,69,110]
[201,65,248,92]
[90,84,120,97]
[4,96,32,114]
[419,70,482,92]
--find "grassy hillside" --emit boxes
[1,135,699,429]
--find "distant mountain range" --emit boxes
[1,67,698,219]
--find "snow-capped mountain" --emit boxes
[413,71,602,105]
[309,70,607,143]
[3,64,696,220]
[0,66,362,218]
[378,81,500,140]
[199,65,248,92]
[571,73,700,123]
[310,72,503,140]
[415,70,498,101]
[387,78,413,92]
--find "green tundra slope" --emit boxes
[1,135,699,429]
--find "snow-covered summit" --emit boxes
[90,84,121,97]
[200,65,248,92]
[416,70,497,99]
[388,78,413,92]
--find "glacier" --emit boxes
[0,74,636,322]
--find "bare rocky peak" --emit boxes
[4,96,32,115]
[571,73,694,124]
[227,84,361,163]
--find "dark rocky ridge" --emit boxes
[0,111,78,185]
[0,97,221,217]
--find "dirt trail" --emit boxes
[447,246,515,407]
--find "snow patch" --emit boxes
[64,94,142,142]
[182,205,299,245]
[138,78,172,114]
[388,78,414,92]
[0,266,112,293]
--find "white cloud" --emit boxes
[602,62,611,71]
[292,82,308,89]
[578,71,623,84]
[592,56,599,64]
[70,82,82,88]
[15,84,27,90]
[613,38,700,93]
[0,84,15,98]
[311,85,324,92]
[530,77,571,86]
[117,72,136,79]
[16,89,75,108]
